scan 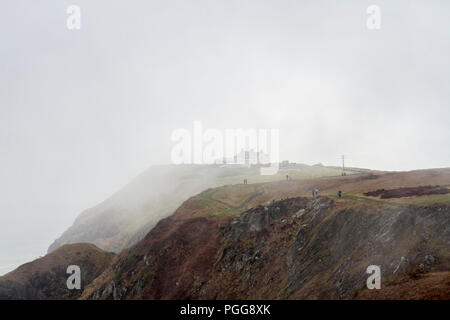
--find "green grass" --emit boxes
[195,195,240,216]
[334,191,450,208]
[388,194,450,205]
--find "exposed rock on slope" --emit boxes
[49,164,347,254]
[81,194,450,300]
[0,243,113,300]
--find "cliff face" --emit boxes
[7,168,449,300]
[0,243,114,300]
[48,165,223,254]
[81,195,450,300]
[49,164,347,254]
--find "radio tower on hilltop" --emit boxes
[341,155,346,176]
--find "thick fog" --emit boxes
[1,0,449,274]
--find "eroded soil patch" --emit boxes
[364,185,450,199]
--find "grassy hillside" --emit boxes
[80,168,450,300]
[48,164,350,253]
[187,168,450,216]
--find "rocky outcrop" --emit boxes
[49,167,450,257]
[48,164,348,254]
[82,196,450,300]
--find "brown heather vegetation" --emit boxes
[2,168,450,300]
[80,168,450,300]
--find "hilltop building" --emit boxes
[216,149,271,167]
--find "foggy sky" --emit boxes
[1,0,449,274]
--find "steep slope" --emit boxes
[353,271,450,300]
[0,243,113,300]
[48,164,348,253]
[80,169,450,300]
